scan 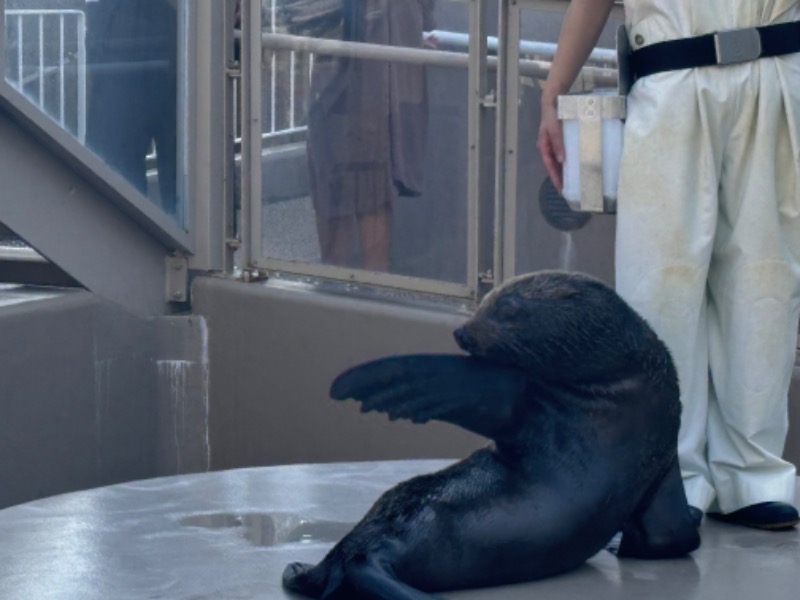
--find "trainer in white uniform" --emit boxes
[538,0,800,530]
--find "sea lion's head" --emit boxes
[454,271,649,380]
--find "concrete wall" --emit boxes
[191,276,800,470]
[192,276,485,470]
[0,292,156,508]
[0,291,209,509]
[2,276,799,511]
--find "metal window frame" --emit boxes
[0,0,193,255]
[4,9,87,143]
[0,0,623,310]
[0,0,217,315]
[494,0,522,283]
[493,0,622,285]
[240,0,495,301]
[186,0,236,273]
[239,0,618,301]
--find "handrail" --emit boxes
[5,8,87,143]
[261,32,616,85]
[431,30,618,65]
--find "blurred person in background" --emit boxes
[84,0,178,218]
[290,0,435,270]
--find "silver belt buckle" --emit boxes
[714,27,762,65]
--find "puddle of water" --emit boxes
[179,512,354,547]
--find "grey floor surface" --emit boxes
[0,460,797,600]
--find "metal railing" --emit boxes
[4,9,87,142]
[239,0,622,299]
[250,0,618,145]
[260,29,616,84]
[253,27,616,145]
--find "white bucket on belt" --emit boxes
[558,91,626,214]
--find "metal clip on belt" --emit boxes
[630,21,800,80]
[714,27,762,65]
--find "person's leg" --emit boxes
[704,58,799,517]
[151,69,178,218]
[86,70,151,195]
[358,205,392,272]
[316,214,356,267]
[615,71,723,512]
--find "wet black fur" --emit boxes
[282,271,700,600]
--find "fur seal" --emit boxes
[283,271,700,599]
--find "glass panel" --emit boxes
[4,0,184,224]
[513,4,621,285]
[259,0,471,284]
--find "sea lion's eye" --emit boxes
[494,295,521,318]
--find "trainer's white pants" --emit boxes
[616,2,800,513]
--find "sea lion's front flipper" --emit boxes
[614,459,701,558]
[344,559,441,600]
[330,354,528,441]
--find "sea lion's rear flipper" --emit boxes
[283,561,339,598]
[614,459,701,558]
[344,559,441,599]
[330,354,528,441]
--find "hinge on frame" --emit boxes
[166,253,189,303]
[226,61,242,79]
[480,90,497,108]
[477,269,495,300]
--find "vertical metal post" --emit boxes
[38,15,44,104]
[492,1,509,284]
[177,0,189,227]
[502,2,521,282]
[289,51,296,128]
[467,0,489,298]
[222,0,237,274]
[493,0,521,285]
[76,11,86,143]
[59,14,65,127]
[187,0,236,273]
[0,0,5,81]
[240,0,263,272]
[16,15,22,86]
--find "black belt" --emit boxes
[630,21,800,80]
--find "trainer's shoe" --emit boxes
[708,502,800,530]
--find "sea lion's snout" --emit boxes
[455,324,487,355]
[453,326,472,352]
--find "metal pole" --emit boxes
[259,32,616,84]
[500,2,522,283]
[239,0,263,274]
[76,11,86,143]
[492,1,510,285]
[59,14,65,127]
[467,0,488,299]
[187,0,235,273]
[433,29,618,66]
[37,14,43,105]
[262,32,469,68]
[16,15,23,87]
[177,0,189,227]
[0,0,5,83]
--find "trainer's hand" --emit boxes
[536,97,565,192]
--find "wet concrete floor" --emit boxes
[0,460,797,599]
